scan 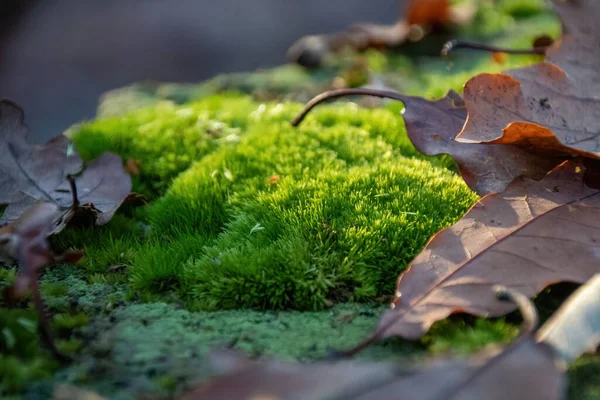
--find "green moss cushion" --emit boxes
[71,96,477,311]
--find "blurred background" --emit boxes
[0,0,400,142]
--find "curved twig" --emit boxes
[291,88,411,127]
[330,285,539,360]
[494,285,538,337]
[441,40,548,57]
[30,265,71,363]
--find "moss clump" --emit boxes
[70,97,478,311]
[5,3,591,398]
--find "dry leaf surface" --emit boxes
[0,100,132,231]
[292,89,561,194]
[373,160,600,340]
[457,0,600,160]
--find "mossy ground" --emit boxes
[2,2,599,398]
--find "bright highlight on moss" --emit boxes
[69,95,478,311]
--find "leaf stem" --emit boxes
[441,40,548,57]
[30,265,70,363]
[494,285,538,336]
[291,88,410,127]
[66,174,79,208]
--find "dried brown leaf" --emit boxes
[292,89,561,194]
[288,0,474,68]
[0,100,132,232]
[360,160,600,341]
[456,0,600,160]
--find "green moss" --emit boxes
[74,98,477,309]
[568,356,600,400]
[3,2,582,398]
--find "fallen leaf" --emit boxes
[457,0,600,161]
[181,342,563,400]
[536,274,600,365]
[2,201,81,361]
[69,152,132,226]
[362,160,600,341]
[53,384,106,400]
[0,100,132,231]
[292,89,561,194]
[180,288,565,400]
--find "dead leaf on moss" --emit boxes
[457,0,600,161]
[356,160,600,341]
[268,175,281,185]
[0,100,132,232]
[292,89,561,194]
[181,343,563,400]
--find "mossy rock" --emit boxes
[2,3,599,398]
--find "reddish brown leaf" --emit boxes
[70,152,132,226]
[456,0,600,160]
[2,202,59,296]
[292,89,561,194]
[360,160,600,341]
[125,158,141,176]
[401,90,561,194]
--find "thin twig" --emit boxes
[30,267,70,363]
[441,40,548,57]
[66,174,79,208]
[291,88,411,127]
[494,285,538,336]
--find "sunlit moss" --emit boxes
[3,2,585,398]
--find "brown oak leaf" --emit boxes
[287,0,475,68]
[457,0,600,161]
[292,89,561,194]
[0,100,132,232]
[363,160,600,341]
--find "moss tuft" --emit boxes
[72,97,478,309]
